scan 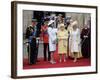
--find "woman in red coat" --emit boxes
[40,21,51,61]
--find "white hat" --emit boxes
[72,20,78,26]
[48,20,55,26]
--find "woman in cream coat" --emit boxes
[67,19,73,57]
[70,21,82,62]
[57,24,68,62]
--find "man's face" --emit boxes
[32,22,37,26]
[84,24,88,28]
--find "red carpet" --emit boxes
[23,51,91,69]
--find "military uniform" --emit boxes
[25,19,39,65]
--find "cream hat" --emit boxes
[60,23,65,28]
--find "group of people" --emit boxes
[25,14,90,65]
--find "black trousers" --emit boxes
[81,40,90,58]
[30,45,37,64]
[36,41,39,61]
[43,43,51,61]
[27,38,38,64]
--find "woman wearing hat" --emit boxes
[48,20,57,64]
[67,19,74,57]
[70,21,82,62]
[40,21,51,61]
[57,24,68,62]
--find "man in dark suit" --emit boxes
[81,24,91,58]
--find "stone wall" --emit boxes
[65,13,90,30]
[23,10,33,34]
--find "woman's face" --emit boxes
[44,21,48,25]
[70,20,73,24]
[60,26,64,31]
[73,25,77,30]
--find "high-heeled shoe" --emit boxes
[50,60,56,64]
[59,59,62,63]
[73,58,77,62]
[64,59,66,62]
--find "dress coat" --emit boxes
[57,30,68,54]
[48,27,57,52]
[67,25,73,54]
[70,28,80,52]
[70,28,82,58]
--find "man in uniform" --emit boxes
[25,19,39,65]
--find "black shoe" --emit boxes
[44,60,47,61]
[44,58,47,61]
[48,59,50,61]
[36,60,40,62]
[29,62,36,65]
